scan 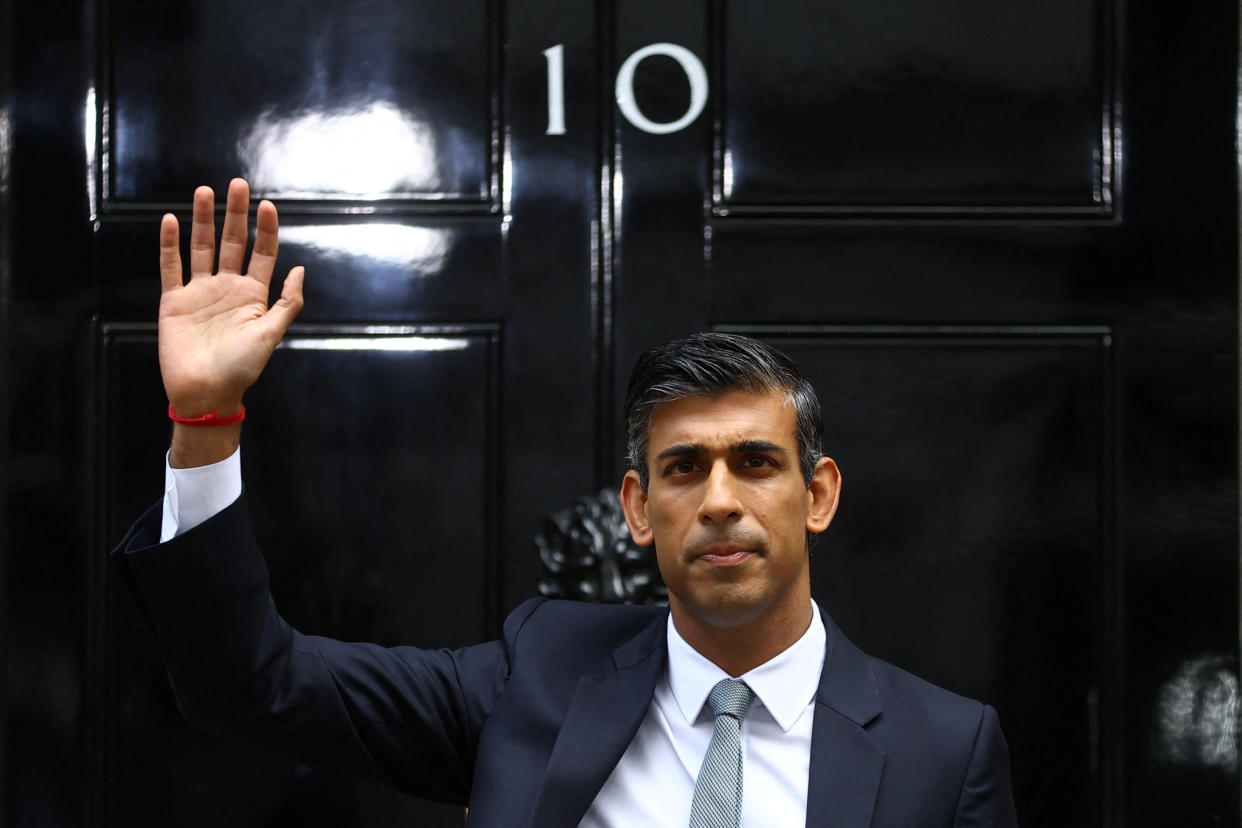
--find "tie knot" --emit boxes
[707,678,755,720]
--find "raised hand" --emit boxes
[159,178,304,466]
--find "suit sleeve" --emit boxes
[952,704,1020,827]
[112,494,532,806]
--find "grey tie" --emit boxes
[689,678,757,828]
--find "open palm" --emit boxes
[158,179,304,417]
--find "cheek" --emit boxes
[647,495,690,533]
[761,491,808,536]
[653,543,674,571]
[753,490,786,523]
[643,507,675,554]
[653,544,684,592]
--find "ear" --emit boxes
[620,469,654,547]
[805,457,841,534]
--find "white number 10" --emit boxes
[543,42,709,136]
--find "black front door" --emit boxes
[3,0,1238,825]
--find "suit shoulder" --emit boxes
[859,653,998,785]
[821,615,986,739]
[503,598,665,650]
[868,655,986,728]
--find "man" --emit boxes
[116,179,1019,826]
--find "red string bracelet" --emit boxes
[168,403,246,427]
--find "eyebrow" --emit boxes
[733,439,787,455]
[653,439,788,462]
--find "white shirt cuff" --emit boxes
[159,447,243,542]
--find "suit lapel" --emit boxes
[529,612,667,827]
[805,614,885,828]
[525,608,883,826]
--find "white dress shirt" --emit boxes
[160,448,242,542]
[161,452,825,826]
[580,603,824,827]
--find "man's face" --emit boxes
[620,389,840,630]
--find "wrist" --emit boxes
[166,391,244,420]
[169,422,242,468]
[168,402,246,427]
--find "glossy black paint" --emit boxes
[717,0,1111,212]
[108,0,498,205]
[0,0,10,818]
[3,0,1238,825]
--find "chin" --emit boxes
[676,588,772,629]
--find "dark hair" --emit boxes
[624,332,823,490]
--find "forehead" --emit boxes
[646,390,798,453]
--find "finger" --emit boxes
[188,185,217,277]
[159,213,183,293]
[261,266,306,343]
[217,178,251,275]
[247,199,279,288]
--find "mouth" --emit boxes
[694,545,755,566]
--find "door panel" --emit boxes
[717,0,1111,212]
[101,327,498,825]
[109,0,497,204]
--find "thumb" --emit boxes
[261,266,306,344]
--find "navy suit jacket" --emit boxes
[115,496,1018,827]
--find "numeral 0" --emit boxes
[543,42,709,136]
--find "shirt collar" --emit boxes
[666,601,827,733]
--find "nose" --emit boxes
[698,461,743,524]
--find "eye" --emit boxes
[740,455,776,470]
[669,459,699,475]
